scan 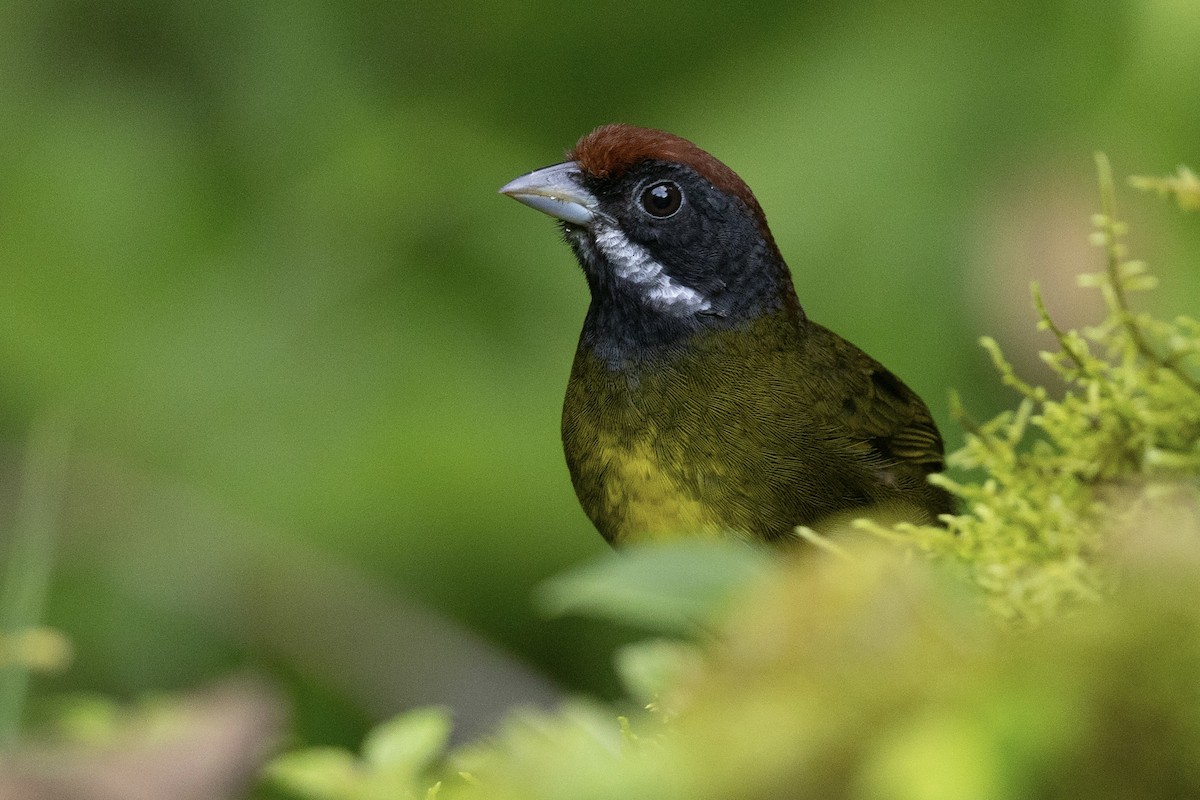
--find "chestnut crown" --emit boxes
[568,124,780,257]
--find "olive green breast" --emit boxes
[561,313,951,546]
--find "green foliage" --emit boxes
[268,707,451,800]
[863,154,1200,624]
[264,159,1200,798]
[536,541,771,635]
[275,532,1200,800]
[1129,165,1200,211]
[445,539,1200,800]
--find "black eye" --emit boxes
[639,181,682,218]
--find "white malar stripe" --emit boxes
[592,225,711,315]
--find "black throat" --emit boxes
[565,224,804,370]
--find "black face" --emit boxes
[567,160,790,326]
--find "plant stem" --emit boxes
[1095,152,1200,395]
[0,411,72,747]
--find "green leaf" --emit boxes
[362,706,452,775]
[536,540,772,634]
[614,639,705,704]
[266,747,360,799]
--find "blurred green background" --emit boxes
[2,0,1199,748]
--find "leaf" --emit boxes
[614,639,705,704]
[362,706,452,776]
[535,541,772,634]
[266,747,360,799]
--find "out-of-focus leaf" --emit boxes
[362,706,452,775]
[266,747,359,799]
[613,640,705,706]
[535,541,772,634]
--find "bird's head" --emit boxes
[500,125,801,338]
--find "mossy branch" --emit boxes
[863,153,1200,624]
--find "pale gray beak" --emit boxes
[499,161,597,226]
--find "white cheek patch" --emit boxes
[592,225,712,315]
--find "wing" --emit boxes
[804,322,945,473]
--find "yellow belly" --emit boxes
[594,434,728,543]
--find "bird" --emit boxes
[499,124,953,546]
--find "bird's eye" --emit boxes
[639,181,683,218]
